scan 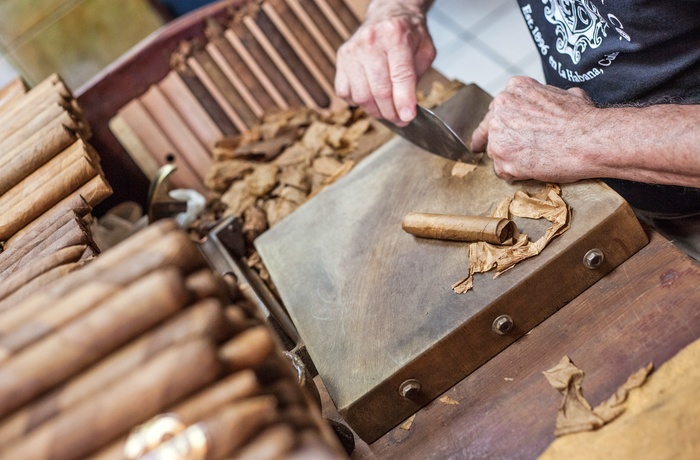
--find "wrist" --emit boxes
[365,0,432,24]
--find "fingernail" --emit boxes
[399,107,414,122]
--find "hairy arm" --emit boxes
[335,0,436,125]
[471,76,700,188]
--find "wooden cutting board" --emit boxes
[255,84,648,442]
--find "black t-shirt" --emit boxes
[516,0,700,217]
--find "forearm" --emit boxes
[364,0,435,22]
[580,104,700,188]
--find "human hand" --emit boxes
[335,4,435,126]
[471,77,599,183]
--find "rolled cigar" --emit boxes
[185,268,233,301]
[140,396,277,460]
[0,338,221,460]
[0,267,191,419]
[218,325,277,372]
[0,75,69,129]
[0,210,83,276]
[401,212,517,245]
[0,77,27,110]
[0,223,194,338]
[2,194,91,250]
[0,216,91,281]
[233,424,297,460]
[91,369,261,460]
[0,262,82,316]
[0,244,86,302]
[0,300,230,448]
[0,102,73,153]
[0,143,99,240]
[0,110,80,195]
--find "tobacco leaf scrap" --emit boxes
[543,356,653,437]
[452,183,570,294]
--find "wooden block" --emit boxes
[255,85,649,442]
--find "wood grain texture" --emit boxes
[351,230,700,459]
[255,85,649,442]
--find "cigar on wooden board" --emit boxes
[218,325,277,373]
[0,338,222,460]
[0,74,70,128]
[0,298,233,441]
[233,423,297,460]
[401,212,518,245]
[0,268,192,419]
[0,76,26,109]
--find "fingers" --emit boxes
[470,101,493,153]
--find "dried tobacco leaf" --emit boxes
[278,164,310,192]
[274,143,315,167]
[205,160,254,192]
[244,164,279,197]
[221,181,256,217]
[312,156,344,176]
[263,198,298,227]
[276,185,308,205]
[242,206,268,241]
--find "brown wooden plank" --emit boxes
[296,0,344,53]
[324,0,361,35]
[255,84,649,442]
[267,0,336,86]
[189,49,258,129]
[285,0,337,64]
[205,25,279,114]
[243,14,324,109]
[175,67,240,137]
[314,0,352,39]
[354,230,700,459]
[115,99,203,192]
[139,84,213,180]
[158,71,223,151]
[228,19,304,108]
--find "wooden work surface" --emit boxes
[332,229,700,459]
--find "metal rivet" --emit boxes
[492,314,514,335]
[583,248,604,269]
[399,379,421,399]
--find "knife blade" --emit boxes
[380,105,480,164]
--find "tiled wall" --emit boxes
[0,0,163,91]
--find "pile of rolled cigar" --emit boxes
[0,74,112,313]
[0,219,345,460]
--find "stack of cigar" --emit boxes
[0,219,345,460]
[110,0,360,192]
[0,74,112,312]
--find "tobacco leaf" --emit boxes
[312,156,344,176]
[205,160,254,192]
[221,181,255,218]
[244,164,279,198]
[242,206,268,241]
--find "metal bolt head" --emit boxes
[492,314,514,335]
[583,248,605,269]
[399,379,421,399]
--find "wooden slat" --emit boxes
[223,28,290,109]
[296,0,344,51]
[115,99,203,191]
[175,67,240,136]
[268,0,336,83]
[189,49,258,129]
[243,15,322,109]
[205,25,279,114]
[285,0,337,65]
[206,41,265,117]
[323,0,361,35]
[228,20,304,107]
[140,84,213,180]
[261,2,338,108]
[314,0,352,39]
[158,71,223,151]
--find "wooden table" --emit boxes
[322,228,700,459]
